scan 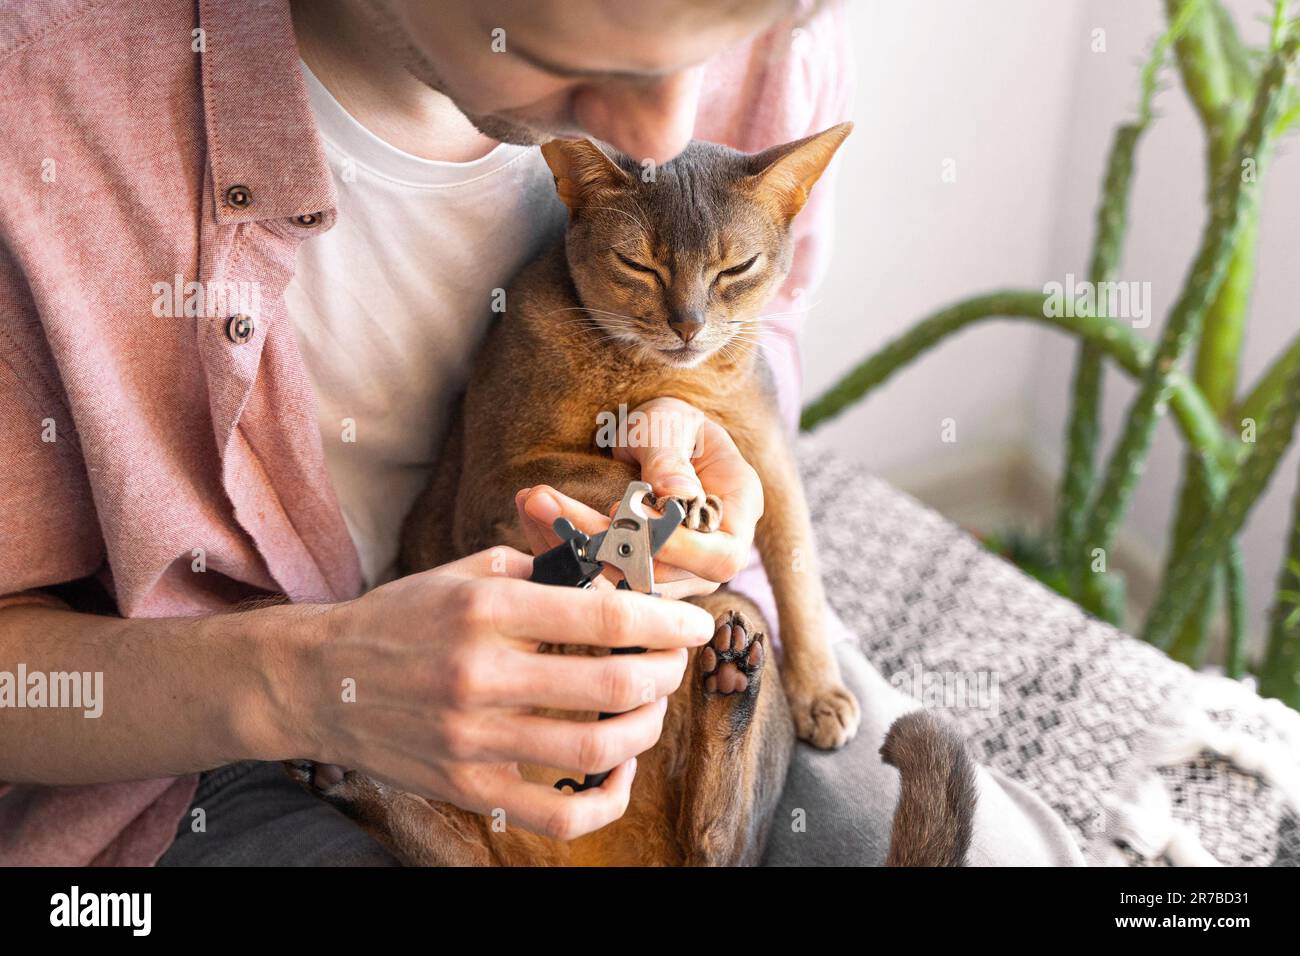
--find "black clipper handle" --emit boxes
[528,535,603,589]
[528,511,671,793]
[555,643,644,792]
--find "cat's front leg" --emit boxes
[742,427,861,750]
[454,451,640,555]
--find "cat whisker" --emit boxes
[608,235,646,252]
[630,196,652,232]
[539,307,646,346]
[554,318,640,332]
[541,306,643,324]
[716,335,762,365]
[731,309,822,326]
[726,299,825,327]
[761,300,824,319]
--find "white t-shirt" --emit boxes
[285,62,567,589]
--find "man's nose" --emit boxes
[668,310,705,344]
[573,67,704,165]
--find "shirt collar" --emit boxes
[197,0,337,227]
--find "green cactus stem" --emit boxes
[1143,357,1300,649]
[1057,8,1201,594]
[1256,464,1300,707]
[1224,542,1249,679]
[1056,124,1141,598]
[1080,37,1297,588]
[799,290,1235,475]
[1237,334,1300,427]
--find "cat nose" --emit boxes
[668,312,704,344]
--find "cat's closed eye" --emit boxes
[718,254,759,278]
[614,251,660,278]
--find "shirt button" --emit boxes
[225,314,255,344]
[294,212,321,227]
[224,185,252,209]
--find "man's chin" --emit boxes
[462,110,553,147]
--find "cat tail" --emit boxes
[878,711,978,867]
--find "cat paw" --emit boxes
[284,759,320,790]
[285,761,391,820]
[284,759,347,791]
[648,490,723,532]
[699,609,765,696]
[785,676,861,749]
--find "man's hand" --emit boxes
[294,546,714,841]
[516,397,762,598]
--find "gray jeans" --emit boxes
[159,642,1084,866]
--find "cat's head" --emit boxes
[540,123,851,368]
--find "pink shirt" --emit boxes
[0,0,853,865]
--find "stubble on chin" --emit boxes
[460,110,554,146]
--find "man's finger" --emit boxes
[519,485,610,541]
[650,526,751,584]
[514,488,615,589]
[609,397,705,499]
[483,575,715,649]
[653,576,720,600]
[490,647,688,712]
[491,758,637,840]
[514,487,552,556]
[474,697,669,773]
[444,545,536,580]
[688,418,764,536]
[629,444,703,500]
[518,486,628,587]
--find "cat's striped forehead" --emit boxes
[607,141,775,261]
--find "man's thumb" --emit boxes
[641,446,702,499]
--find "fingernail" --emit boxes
[515,486,533,502]
[660,474,700,497]
[528,489,562,524]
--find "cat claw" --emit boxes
[647,491,723,533]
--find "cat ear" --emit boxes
[540,138,631,213]
[747,122,853,219]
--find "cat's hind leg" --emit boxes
[676,589,794,866]
[284,764,564,866]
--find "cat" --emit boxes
[293,124,977,866]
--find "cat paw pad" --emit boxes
[699,610,765,695]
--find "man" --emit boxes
[0,0,1082,865]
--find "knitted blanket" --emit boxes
[800,442,1300,866]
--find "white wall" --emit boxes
[805,0,1299,652]
[803,0,1085,489]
